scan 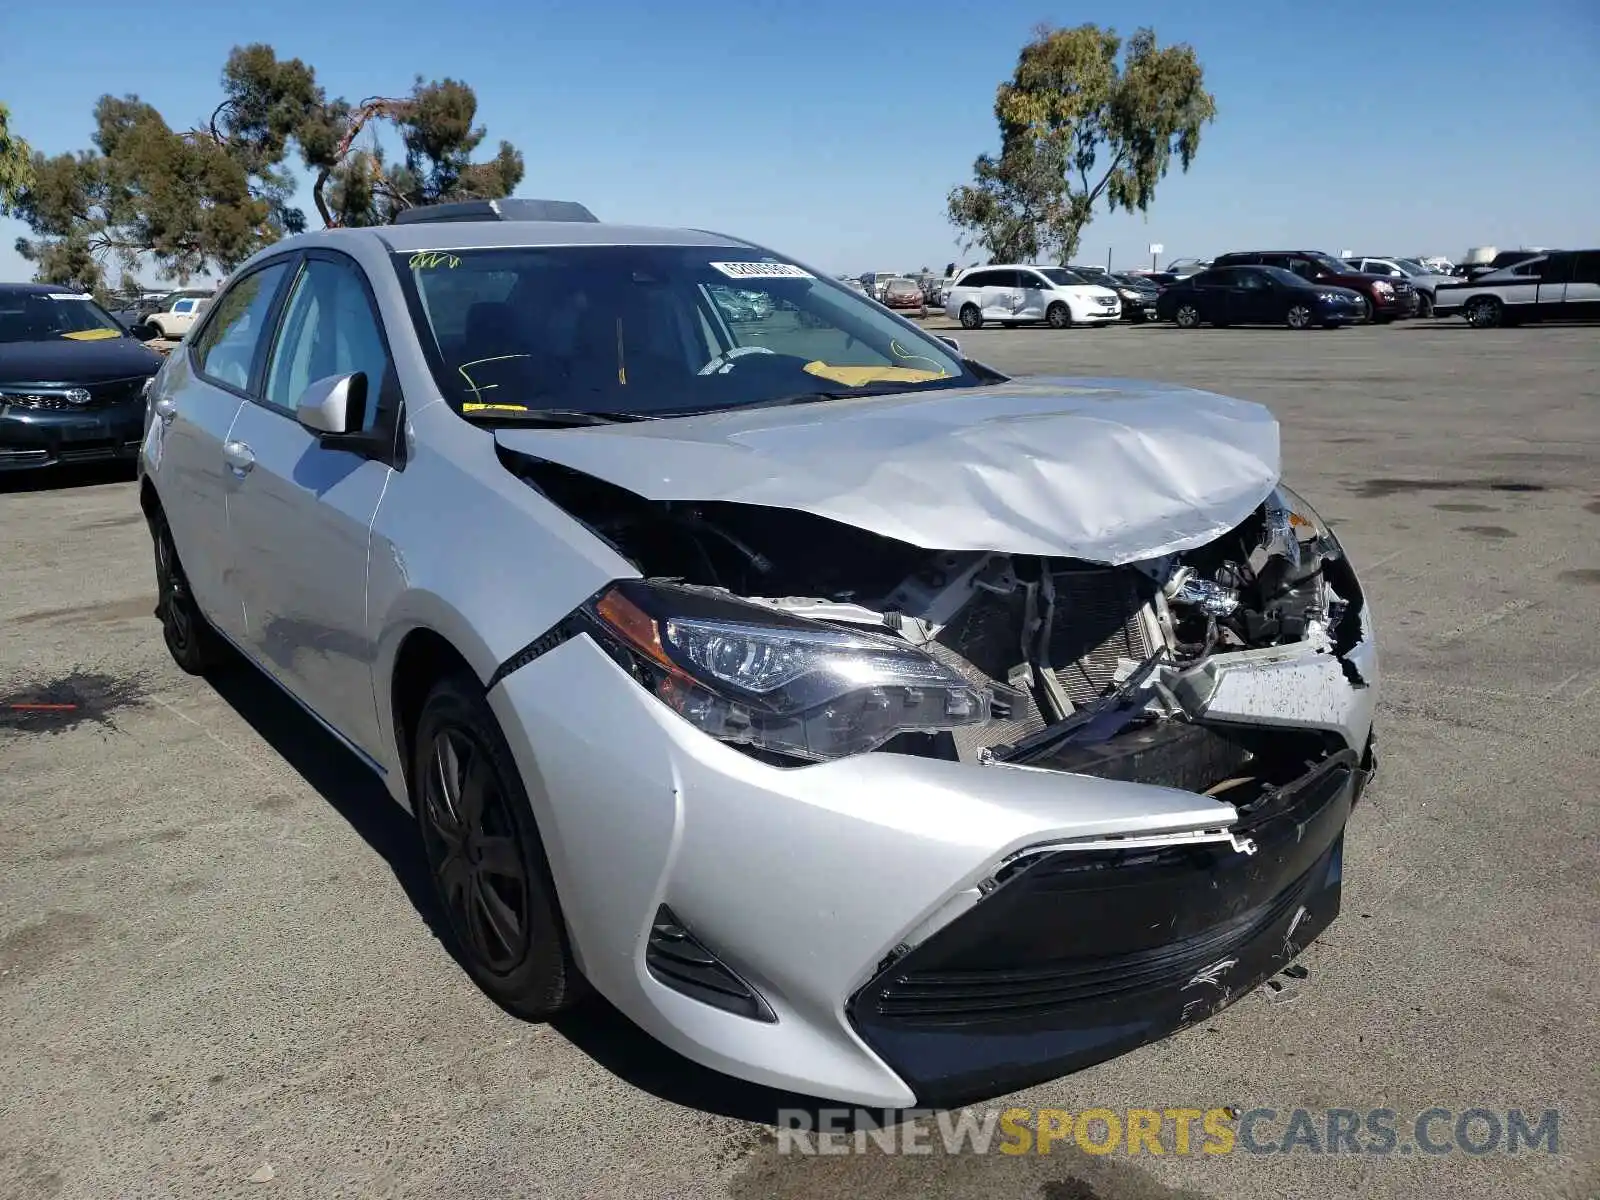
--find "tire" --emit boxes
[958,304,983,330]
[144,319,165,340]
[1046,302,1071,329]
[1174,303,1201,329]
[1465,296,1501,329]
[1286,304,1314,330]
[412,673,579,1019]
[1417,291,1434,319]
[148,509,226,675]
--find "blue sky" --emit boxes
[2,0,1597,285]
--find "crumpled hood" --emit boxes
[495,378,1281,565]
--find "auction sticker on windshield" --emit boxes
[709,262,814,280]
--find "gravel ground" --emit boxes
[1,320,1596,1200]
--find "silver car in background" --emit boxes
[138,199,1379,1108]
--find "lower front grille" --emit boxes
[1048,568,1155,705]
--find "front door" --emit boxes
[223,252,399,757]
[1232,270,1277,323]
[1534,252,1574,319]
[150,259,293,638]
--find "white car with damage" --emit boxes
[137,198,1379,1108]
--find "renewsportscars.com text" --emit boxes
[775,1106,1560,1157]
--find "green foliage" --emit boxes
[9,46,523,287]
[948,24,1216,263]
[0,103,35,214]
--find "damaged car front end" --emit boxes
[486,393,1376,1109]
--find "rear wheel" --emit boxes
[1174,303,1201,329]
[1465,296,1501,328]
[149,509,226,675]
[413,673,579,1019]
[1286,304,1313,330]
[1046,302,1071,329]
[958,304,983,330]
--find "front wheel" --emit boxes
[958,304,983,330]
[1174,303,1201,329]
[1286,304,1313,330]
[149,509,226,675]
[1465,296,1502,328]
[413,673,580,1019]
[1046,302,1071,329]
[1416,291,1434,319]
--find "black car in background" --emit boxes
[0,284,164,474]
[1105,272,1161,321]
[1211,250,1419,321]
[1156,265,1367,329]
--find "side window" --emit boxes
[1285,257,1319,279]
[1194,270,1227,286]
[1537,253,1573,284]
[1508,260,1543,278]
[1571,252,1600,285]
[1020,271,1050,290]
[1235,270,1266,290]
[263,257,392,431]
[192,262,291,392]
[960,270,993,289]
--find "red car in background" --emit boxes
[880,277,928,317]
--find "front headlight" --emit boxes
[584,581,989,762]
[1371,280,1394,297]
[1263,483,1341,572]
[1119,288,1140,299]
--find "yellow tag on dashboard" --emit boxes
[61,329,123,341]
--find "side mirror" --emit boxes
[938,335,962,355]
[295,372,366,436]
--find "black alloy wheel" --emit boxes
[1286,304,1314,330]
[150,511,223,675]
[1174,303,1201,329]
[413,674,577,1017]
[1465,296,1502,329]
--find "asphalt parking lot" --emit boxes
[2,322,1596,1200]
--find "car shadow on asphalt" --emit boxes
[205,660,865,1128]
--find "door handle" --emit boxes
[223,440,255,476]
[153,396,177,426]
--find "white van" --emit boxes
[944,265,1121,329]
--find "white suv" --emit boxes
[945,265,1121,329]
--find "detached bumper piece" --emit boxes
[850,751,1356,1108]
[646,906,775,1022]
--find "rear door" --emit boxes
[222,251,401,756]
[1534,252,1574,318]
[1186,270,1232,322]
[1563,251,1600,321]
[149,258,294,638]
[983,270,1024,320]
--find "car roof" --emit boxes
[0,282,92,297]
[279,221,759,255]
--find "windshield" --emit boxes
[396,246,974,417]
[1393,259,1428,276]
[1037,268,1089,287]
[0,291,125,344]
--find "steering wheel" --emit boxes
[698,345,778,376]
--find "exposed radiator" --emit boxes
[1048,568,1156,706]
